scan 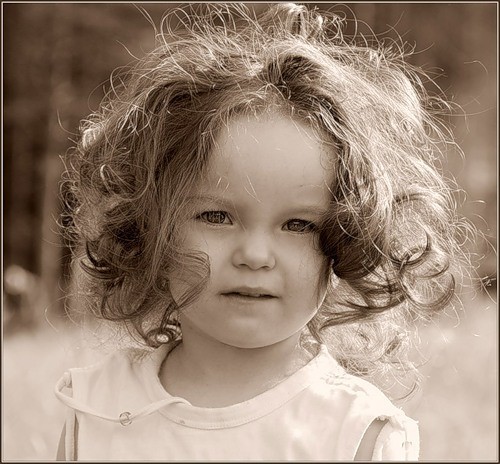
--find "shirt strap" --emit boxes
[55,371,190,426]
[371,413,420,460]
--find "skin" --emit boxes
[161,112,335,407]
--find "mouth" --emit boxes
[223,293,275,299]
[221,289,277,299]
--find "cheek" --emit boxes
[167,229,222,304]
[292,245,329,291]
[181,223,224,257]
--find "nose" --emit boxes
[231,229,276,270]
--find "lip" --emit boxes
[221,286,278,298]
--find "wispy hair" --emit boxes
[62,3,472,392]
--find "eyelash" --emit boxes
[196,211,317,233]
[197,211,232,225]
[284,219,317,233]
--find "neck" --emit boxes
[160,323,314,407]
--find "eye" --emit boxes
[283,219,317,233]
[197,211,232,225]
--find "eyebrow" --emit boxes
[186,194,234,207]
[187,194,329,216]
[289,206,329,216]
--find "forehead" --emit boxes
[198,113,334,198]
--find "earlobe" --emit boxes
[329,270,339,287]
[321,261,338,290]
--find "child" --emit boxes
[55,3,467,460]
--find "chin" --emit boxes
[220,338,273,350]
[219,333,298,351]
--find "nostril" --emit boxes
[231,239,276,270]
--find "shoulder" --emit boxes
[370,413,420,460]
[305,347,420,460]
[310,348,401,416]
[354,414,420,461]
[70,347,152,385]
[66,345,169,408]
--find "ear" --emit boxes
[328,264,340,289]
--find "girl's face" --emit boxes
[170,113,334,350]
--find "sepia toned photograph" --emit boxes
[3,2,497,461]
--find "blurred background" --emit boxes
[3,2,497,461]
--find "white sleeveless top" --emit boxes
[55,343,419,461]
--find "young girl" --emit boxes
[55,3,467,460]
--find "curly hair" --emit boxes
[62,3,468,389]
